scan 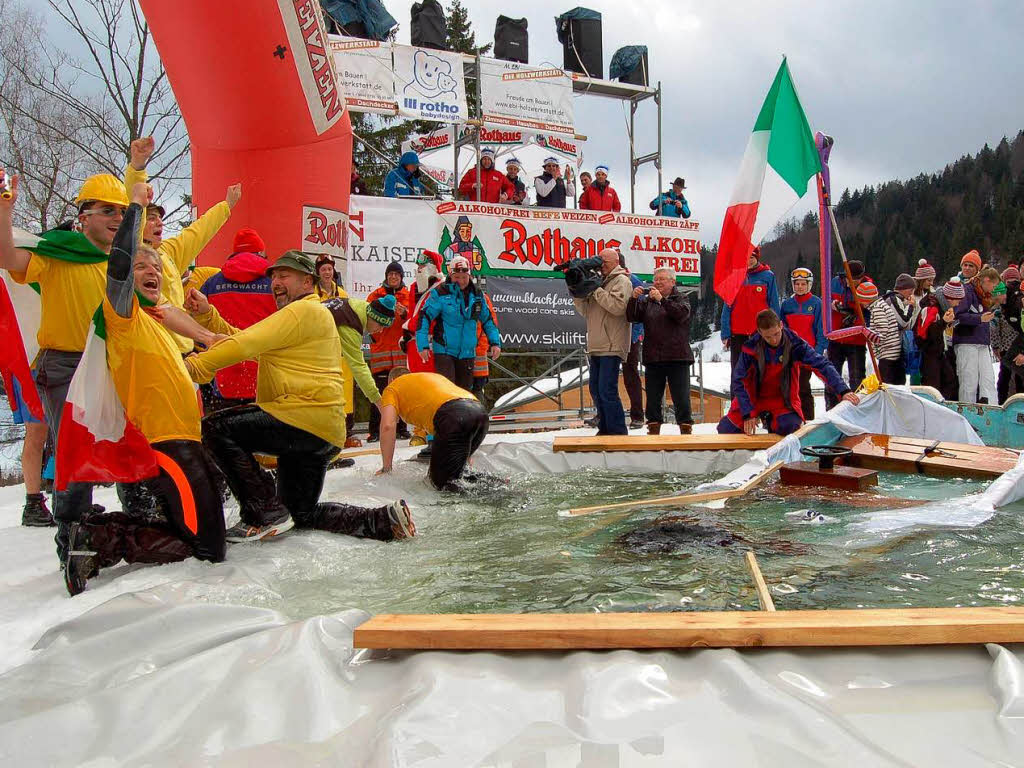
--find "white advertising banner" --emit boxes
[300,205,349,283]
[392,44,468,124]
[328,37,397,114]
[401,125,455,157]
[479,59,574,136]
[343,196,701,298]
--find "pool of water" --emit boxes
[229,467,1024,618]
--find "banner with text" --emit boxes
[486,276,586,348]
[328,38,397,115]
[479,59,574,136]
[344,196,701,299]
[392,45,468,124]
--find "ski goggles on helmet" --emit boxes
[791,267,813,288]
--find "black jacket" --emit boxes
[626,286,693,363]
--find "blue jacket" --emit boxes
[780,293,827,354]
[417,279,501,359]
[384,151,426,197]
[650,190,691,218]
[721,264,781,338]
[628,273,643,344]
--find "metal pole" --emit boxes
[656,81,663,216]
[629,98,637,214]
[474,53,482,202]
[827,204,880,376]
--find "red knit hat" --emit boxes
[232,227,265,254]
[855,280,879,303]
[960,249,982,269]
[914,259,936,281]
[1001,265,1021,283]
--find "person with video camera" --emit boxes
[385,151,426,198]
[567,248,633,435]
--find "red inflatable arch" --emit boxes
[140,0,352,266]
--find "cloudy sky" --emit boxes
[380,0,1024,243]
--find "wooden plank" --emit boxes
[744,551,776,612]
[566,461,783,517]
[553,434,782,453]
[353,607,1024,649]
[779,462,878,491]
[838,434,1017,479]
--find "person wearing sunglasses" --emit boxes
[534,156,576,209]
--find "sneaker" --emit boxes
[22,493,55,527]
[387,500,416,539]
[629,418,645,430]
[225,513,295,543]
[64,523,98,597]
[344,436,363,449]
[366,434,380,443]
[332,457,356,469]
[409,435,427,447]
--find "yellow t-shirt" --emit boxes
[12,255,106,353]
[183,265,220,296]
[379,372,474,434]
[103,296,201,443]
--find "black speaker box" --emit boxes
[411,0,446,50]
[494,16,528,63]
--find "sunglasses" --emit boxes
[84,205,127,218]
[451,267,469,273]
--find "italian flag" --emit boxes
[715,58,821,304]
[0,265,43,422]
[56,306,159,491]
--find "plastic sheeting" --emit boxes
[1,587,1023,766]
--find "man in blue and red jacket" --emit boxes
[780,267,826,419]
[826,260,870,409]
[718,309,858,436]
[721,246,781,370]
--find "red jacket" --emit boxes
[366,283,410,374]
[458,165,515,203]
[404,283,438,373]
[579,182,622,212]
[200,251,276,398]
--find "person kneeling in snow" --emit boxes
[376,369,489,490]
[718,309,860,437]
[183,250,414,543]
[65,182,228,596]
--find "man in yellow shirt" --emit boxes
[124,137,241,353]
[377,369,489,490]
[184,250,414,542]
[63,182,227,595]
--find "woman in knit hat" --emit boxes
[959,249,983,282]
[869,274,918,384]
[915,278,961,399]
[953,267,999,404]
[315,254,342,300]
[913,259,939,305]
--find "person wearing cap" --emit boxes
[367,261,411,442]
[578,165,622,212]
[376,368,489,490]
[385,151,426,198]
[125,137,241,355]
[197,227,276,410]
[869,274,919,385]
[780,267,826,418]
[504,157,527,205]
[62,181,228,596]
[315,254,342,300]
[184,250,414,543]
[915,279,961,399]
[826,259,871,409]
[458,148,514,203]
[958,249,983,283]
[534,157,576,208]
[650,178,691,218]
[953,266,999,404]
[718,309,858,437]
[403,249,445,450]
[721,245,781,371]
[417,254,501,390]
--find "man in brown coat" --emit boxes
[573,248,632,434]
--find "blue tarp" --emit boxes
[321,0,397,41]
[610,45,648,80]
[555,7,601,44]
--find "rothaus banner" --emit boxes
[328,37,398,115]
[479,58,575,136]
[344,196,702,298]
[486,276,587,348]
[392,44,468,124]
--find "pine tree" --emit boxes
[445,0,491,56]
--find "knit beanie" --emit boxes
[942,277,965,300]
[232,227,265,254]
[385,260,404,278]
[855,280,879,303]
[367,294,396,327]
[961,249,982,269]
[848,260,865,279]
[894,273,915,291]
[1001,265,1021,283]
[993,281,1007,297]
[914,259,936,281]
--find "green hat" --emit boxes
[268,250,316,276]
[367,294,396,327]
[993,281,1007,296]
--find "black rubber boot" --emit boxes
[63,522,99,597]
[22,493,55,527]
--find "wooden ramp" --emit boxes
[838,435,1019,479]
[354,607,1024,650]
[553,434,781,453]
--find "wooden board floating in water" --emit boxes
[552,434,782,453]
[838,435,1018,479]
[779,462,878,491]
[353,607,1024,649]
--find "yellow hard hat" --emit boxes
[75,173,130,208]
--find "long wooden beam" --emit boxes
[353,607,1024,650]
[553,434,781,453]
[744,551,776,611]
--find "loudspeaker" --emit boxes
[610,46,648,86]
[494,16,528,63]
[411,0,446,50]
[556,8,602,79]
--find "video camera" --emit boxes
[554,255,603,299]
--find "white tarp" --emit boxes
[479,58,575,136]
[392,45,468,124]
[328,37,398,114]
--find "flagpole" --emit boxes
[826,204,880,378]
[815,132,834,332]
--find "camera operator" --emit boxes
[570,248,632,435]
[385,151,426,198]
